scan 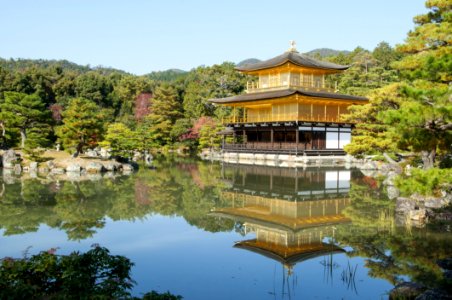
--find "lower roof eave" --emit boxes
[209,88,368,105]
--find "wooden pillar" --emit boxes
[337,105,340,122]
[310,103,313,121]
[271,128,274,149]
[295,126,299,155]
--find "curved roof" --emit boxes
[236,51,349,72]
[209,89,368,104]
[234,240,345,266]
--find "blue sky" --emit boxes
[0,0,427,74]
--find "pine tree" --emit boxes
[384,0,452,167]
[56,98,112,156]
[393,0,451,83]
[100,123,137,157]
[146,83,182,146]
[344,0,451,167]
[0,92,52,149]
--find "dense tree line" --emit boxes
[0,57,248,155]
[0,43,401,156]
[343,0,451,170]
[0,0,448,162]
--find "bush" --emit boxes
[0,245,182,300]
[439,155,452,169]
[395,168,452,196]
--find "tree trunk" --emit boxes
[0,121,6,149]
[72,141,85,158]
[383,152,398,165]
[421,149,436,169]
[20,128,26,149]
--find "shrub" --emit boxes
[395,168,452,197]
[0,245,182,300]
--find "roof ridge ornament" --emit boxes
[287,40,298,53]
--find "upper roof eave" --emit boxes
[236,51,349,73]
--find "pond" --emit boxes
[0,158,450,299]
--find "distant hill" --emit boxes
[144,69,188,82]
[236,58,261,67]
[0,58,129,75]
[304,48,351,58]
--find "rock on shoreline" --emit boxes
[0,149,139,179]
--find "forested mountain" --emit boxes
[0,58,128,75]
[305,48,351,58]
[144,69,188,82]
[236,58,261,67]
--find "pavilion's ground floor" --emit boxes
[222,122,352,156]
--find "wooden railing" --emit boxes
[223,143,347,156]
[246,82,336,94]
[223,114,345,124]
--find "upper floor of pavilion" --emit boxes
[237,41,349,94]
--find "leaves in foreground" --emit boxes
[0,245,182,300]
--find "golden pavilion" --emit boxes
[210,41,368,155]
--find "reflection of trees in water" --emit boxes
[0,159,235,240]
[336,180,452,290]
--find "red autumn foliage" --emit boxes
[134,92,152,121]
[177,163,205,189]
[49,104,63,122]
[180,116,216,141]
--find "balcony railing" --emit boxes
[246,81,337,94]
[223,114,347,124]
[223,143,347,156]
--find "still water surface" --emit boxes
[0,159,450,299]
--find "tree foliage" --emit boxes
[100,122,137,157]
[343,84,402,156]
[344,0,451,166]
[56,98,111,155]
[0,245,182,299]
[182,62,246,119]
[146,83,182,147]
[0,92,52,149]
[393,0,452,83]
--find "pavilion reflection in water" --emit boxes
[213,165,357,270]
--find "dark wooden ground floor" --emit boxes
[222,122,352,156]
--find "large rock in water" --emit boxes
[86,161,105,173]
[66,163,81,173]
[389,282,426,300]
[2,149,18,169]
[100,148,111,160]
[29,161,38,171]
[122,164,134,173]
[103,161,121,172]
[415,289,452,300]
